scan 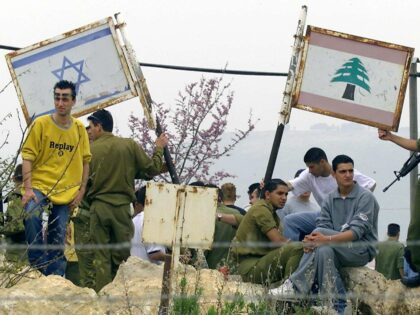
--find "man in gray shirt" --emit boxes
[269,154,379,315]
[283,147,376,241]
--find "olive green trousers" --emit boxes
[90,200,134,292]
[238,242,303,285]
[73,209,95,289]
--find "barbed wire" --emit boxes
[0,239,416,251]
[0,237,419,253]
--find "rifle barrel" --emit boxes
[383,177,400,192]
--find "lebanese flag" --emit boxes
[297,27,412,128]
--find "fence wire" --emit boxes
[2,238,420,251]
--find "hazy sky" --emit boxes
[0,0,419,143]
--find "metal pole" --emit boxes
[113,13,180,184]
[263,6,307,183]
[158,254,172,315]
[155,119,180,184]
[410,58,419,217]
[114,13,155,129]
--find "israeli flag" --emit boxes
[6,17,136,121]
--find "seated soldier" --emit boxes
[221,182,246,215]
[1,164,27,265]
[205,184,244,269]
[230,179,303,285]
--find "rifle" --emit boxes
[383,152,420,192]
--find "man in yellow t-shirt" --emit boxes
[21,80,91,276]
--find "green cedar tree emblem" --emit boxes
[331,57,370,101]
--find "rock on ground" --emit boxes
[98,256,264,314]
[343,267,420,315]
[0,257,264,314]
[0,275,97,315]
[1,258,420,314]
[0,264,42,288]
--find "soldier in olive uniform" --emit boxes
[232,179,303,285]
[378,129,420,276]
[205,184,244,269]
[1,164,27,265]
[73,196,95,288]
[87,109,168,291]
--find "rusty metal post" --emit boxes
[157,188,186,314]
[114,13,180,185]
[410,58,419,216]
[262,6,307,183]
[158,254,173,315]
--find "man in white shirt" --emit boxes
[130,186,166,264]
[283,147,376,241]
[277,169,320,221]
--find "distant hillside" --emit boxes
[213,126,413,240]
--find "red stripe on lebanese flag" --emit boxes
[309,32,407,65]
[298,92,394,126]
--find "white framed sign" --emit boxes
[142,182,218,250]
[5,17,137,124]
[293,26,414,131]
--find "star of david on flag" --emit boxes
[52,56,90,94]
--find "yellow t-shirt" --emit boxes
[21,115,91,204]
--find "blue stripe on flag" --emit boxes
[33,108,56,119]
[84,86,131,105]
[12,27,112,68]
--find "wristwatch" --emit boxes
[217,213,223,221]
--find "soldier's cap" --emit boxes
[87,109,113,130]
